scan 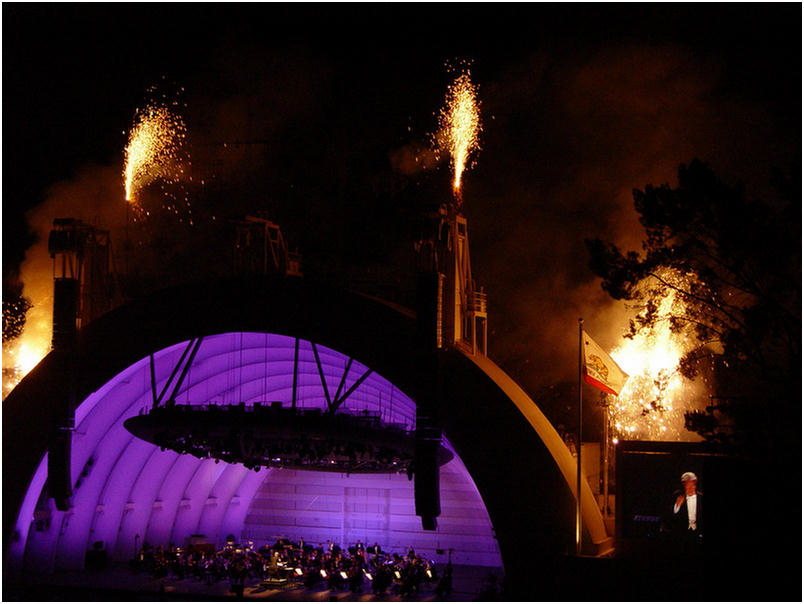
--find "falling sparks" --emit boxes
[2,337,49,399]
[436,70,482,200]
[123,89,190,219]
[3,295,51,399]
[2,297,30,341]
[609,271,709,441]
[4,87,192,400]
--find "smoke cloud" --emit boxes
[3,164,126,396]
[4,20,796,427]
[389,144,440,176]
[461,42,794,400]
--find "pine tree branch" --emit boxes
[646,271,747,331]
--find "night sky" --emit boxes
[3,5,801,420]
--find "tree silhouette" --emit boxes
[586,159,800,443]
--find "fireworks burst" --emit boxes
[2,338,49,399]
[2,297,51,399]
[4,87,193,400]
[123,89,191,222]
[436,70,482,200]
[609,271,709,441]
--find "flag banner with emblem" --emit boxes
[582,330,629,396]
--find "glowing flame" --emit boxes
[609,271,709,441]
[3,338,50,397]
[124,101,188,203]
[12,339,48,375]
[3,295,52,399]
[4,91,190,400]
[437,71,481,199]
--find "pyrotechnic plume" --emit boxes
[2,239,54,399]
[436,70,482,201]
[123,90,191,221]
[609,270,709,441]
[4,86,193,399]
[3,165,123,400]
[2,298,48,399]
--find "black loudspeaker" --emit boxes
[52,278,79,349]
[48,431,72,511]
[415,264,443,531]
[416,272,441,344]
[85,548,108,570]
[414,426,441,531]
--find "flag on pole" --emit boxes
[582,331,629,396]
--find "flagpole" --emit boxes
[576,317,583,556]
[602,393,610,516]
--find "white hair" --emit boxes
[681,471,697,483]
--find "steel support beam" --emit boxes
[291,337,299,409]
[167,337,204,405]
[311,342,333,411]
[155,337,196,408]
[149,353,158,407]
[332,357,354,406]
[331,367,373,412]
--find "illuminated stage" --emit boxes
[4,275,610,599]
[5,181,608,601]
[10,332,501,569]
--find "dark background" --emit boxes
[3,4,801,423]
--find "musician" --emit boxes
[671,471,703,542]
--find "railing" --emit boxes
[149,402,412,436]
[467,290,487,314]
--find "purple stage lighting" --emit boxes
[12,333,502,572]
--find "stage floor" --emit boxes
[4,562,504,601]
